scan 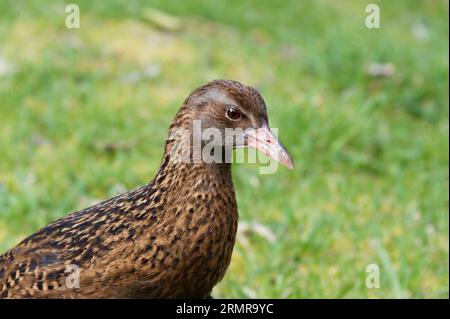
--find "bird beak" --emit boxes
[244,126,294,169]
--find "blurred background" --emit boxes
[0,0,448,298]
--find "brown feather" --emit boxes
[0,80,272,298]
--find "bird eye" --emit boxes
[226,108,241,120]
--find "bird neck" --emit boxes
[158,137,232,183]
[152,106,234,195]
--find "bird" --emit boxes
[0,79,293,298]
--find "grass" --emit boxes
[0,0,448,298]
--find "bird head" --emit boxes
[171,79,294,169]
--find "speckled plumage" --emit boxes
[0,80,291,298]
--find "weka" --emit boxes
[0,79,293,298]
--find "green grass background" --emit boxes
[0,0,448,298]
